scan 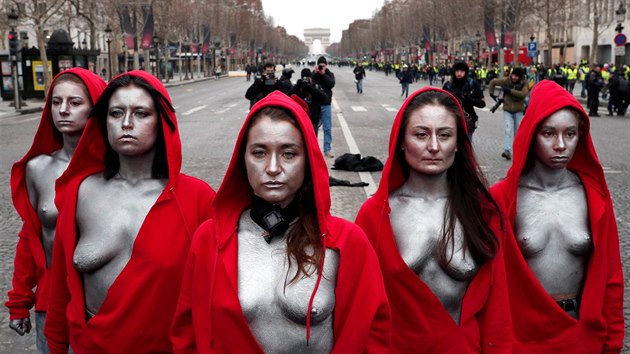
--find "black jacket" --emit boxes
[313,69,335,105]
[289,78,329,126]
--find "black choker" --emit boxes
[250,196,299,243]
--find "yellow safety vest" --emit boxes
[567,68,578,80]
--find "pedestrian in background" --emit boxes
[245,62,282,108]
[489,67,528,160]
[398,64,413,98]
[313,56,335,158]
[443,61,485,142]
[6,68,106,354]
[490,80,624,353]
[587,63,604,117]
[290,68,329,135]
[353,63,366,94]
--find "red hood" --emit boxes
[11,68,106,228]
[211,91,331,248]
[373,86,473,202]
[56,70,183,197]
[495,80,609,216]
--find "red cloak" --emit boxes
[44,70,215,353]
[355,87,513,353]
[6,68,106,320]
[170,91,391,353]
[490,80,624,353]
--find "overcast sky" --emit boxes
[261,0,385,43]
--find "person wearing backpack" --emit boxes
[443,61,486,142]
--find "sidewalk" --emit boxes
[0,72,225,120]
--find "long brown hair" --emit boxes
[397,91,500,265]
[247,107,323,284]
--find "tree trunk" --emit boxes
[36,21,52,97]
[590,0,599,64]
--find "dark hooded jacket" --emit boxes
[355,87,512,353]
[44,70,216,353]
[6,68,106,320]
[170,91,391,353]
[490,80,624,353]
[443,62,485,129]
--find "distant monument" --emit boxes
[304,28,331,55]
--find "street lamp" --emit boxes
[105,24,113,81]
[8,8,21,110]
[615,3,626,33]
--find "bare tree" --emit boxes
[12,0,68,96]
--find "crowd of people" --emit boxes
[4,58,624,353]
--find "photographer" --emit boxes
[489,67,528,160]
[245,62,282,108]
[443,61,485,142]
[313,56,335,157]
[290,68,329,135]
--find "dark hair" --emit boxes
[264,62,275,69]
[92,74,175,180]
[247,107,323,284]
[397,91,499,265]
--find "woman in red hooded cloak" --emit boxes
[171,91,391,353]
[6,68,106,353]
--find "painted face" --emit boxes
[51,81,91,136]
[245,116,306,208]
[402,104,458,175]
[106,84,159,157]
[533,109,580,170]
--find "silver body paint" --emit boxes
[237,211,338,353]
[389,188,478,325]
[516,168,591,319]
[73,173,165,315]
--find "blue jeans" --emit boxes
[36,311,50,354]
[401,83,409,97]
[356,79,363,93]
[321,105,332,153]
[503,111,523,153]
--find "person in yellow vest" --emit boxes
[566,63,579,94]
[601,64,611,99]
[579,63,590,98]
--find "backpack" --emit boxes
[618,77,630,95]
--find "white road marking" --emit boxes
[351,106,367,112]
[333,98,377,197]
[182,105,207,116]
[381,103,398,112]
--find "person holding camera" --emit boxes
[489,67,528,160]
[245,62,282,108]
[313,56,335,158]
[290,68,329,135]
[443,61,485,143]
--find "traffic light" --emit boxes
[8,31,18,56]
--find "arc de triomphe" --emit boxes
[304,28,331,55]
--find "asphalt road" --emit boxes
[1,67,628,352]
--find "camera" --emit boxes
[264,72,275,86]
